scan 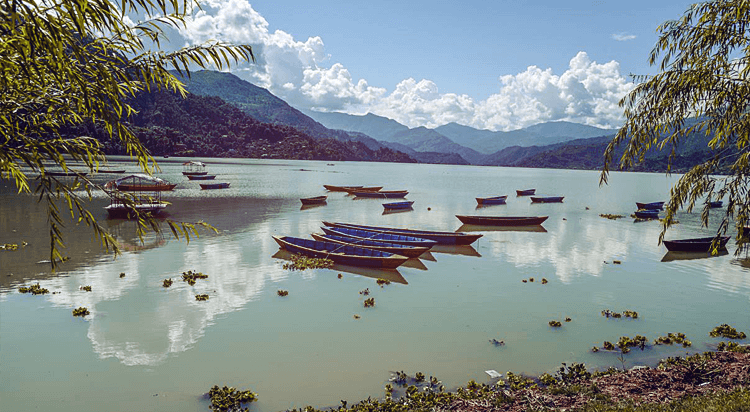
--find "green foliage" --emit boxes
[182,270,208,286]
[72,307,90,317]
[363,297,375,308]
[207,385,257,412]
[162,279,173,288]
[277,289,289,297]
[717,341,750,353]
[655,332,692,347]
[0,0,252,269]
[600,1,750,251]
[195,294,209,301]
[710,324,747,339]
[556,362,592,384]
[282,254,334,271]
[18,283,49,295]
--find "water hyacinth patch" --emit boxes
[710,324,747,339]
[18,283,49,295]
[282,254,334,271]
[206,385,257,412]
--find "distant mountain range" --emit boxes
[176,70,720,173]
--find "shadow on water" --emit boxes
[418,251,436,262]
[382,207,413,215]
[271,250,407,284]
[456,223,548,233]
[661,249,729,262]
[401,258,428,271]
[300,203,326,211]
[430,244,481,257]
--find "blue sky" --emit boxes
[176,0,694,130]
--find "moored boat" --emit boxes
[455,215,549,226]
[636,201,665,210]
[187,174,216,180]
[352,190,408,199]
[383,201,414,210]
[272,236,408,269]
[182,161,207,176]
[311,233,429,258]
[663,236,730,252]
[105,174,176,191]
[634,210,659,219]
[300,195,327,205]
[344,186,382,193]
[322,221,482,245]
[530,196,564,203]
[476,196,508,205]
[200,182,230,189]
[323,185,363,192]
[321,226,437,248]
[709,201,723,208]
[516,189,536,196]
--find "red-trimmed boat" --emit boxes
[344,186,382,193]
[300,195,327,205]
[323,185,363,192]
[352,190,408,199]
[322,221,482,245]
[516,189,536,196]
[455,215,549,226]
[272,236,408,269]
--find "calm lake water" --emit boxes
[1,158,749,412]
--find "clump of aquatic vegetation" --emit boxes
[80,285,92,292]
[717,341,750,353]
[277,289,289,297]
[549,320,562,327]
[601,309,639,319]
[282,254,333,271]
[710,324,747,339]
[1,241,27,251]
[72,307,90,317]
[353,314,360,320]
[617,335,648,353]
[359,288,370,296]
[541,277,548,284]
[337,273,343,279]
[363,297,375,307]
[195,294,209,301]
[206,385,257,412]
[489,338,505,346]
[655,332,692,347]
[529,277,535,282]
[600,214,624,220]
[119,272,126,278]
[182,270,208,285]
[163,279,173,287]
[565,317,572,322]
[415,372,425,382]
[376,278,390,286]
[18,283,49,295]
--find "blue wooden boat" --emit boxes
[352,190,408,198]
[709,201,723,208]
[636,201,665,210]
[516,189,535,196]
[311,233,429,258]
[476,196,507,205]
[322,221,483,245]
[530,196,564,203]
[634,210,659,219]
[200,182,229,189]
[663,236,730,252]
[383,201,414,210]
[272,236,408,269]
[187,174,216,180]
[456,215,548,226]
[321,226,437,248]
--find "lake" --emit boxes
[1,158,749,412]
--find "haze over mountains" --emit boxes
[176,70,719,172]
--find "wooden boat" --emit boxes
[187,174,216,181]
[476,196,507,205]
[182,161,207,176]
[200,182,230,189]
[311,233,429,258]
[663,236,730,252]
[321,226,437,248]
[455,215,549,226]
[636,201,665,210]
[530,196,564,203]
[634,210,659,219]
[300,195,327,205]
[105,174,176,191]
[272,236,408,269]
[344,186,382,193]
[709,201,723,208]
[352,190,408,198]
[322,221,483,245]
[323,185,363,192]
[96,169,126,174]
[516,189,536,196]
[383,201,414,210]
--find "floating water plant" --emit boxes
[207,385,257,412]
[376,278,391,286]
[80,285,92,292]
[282,254,334,271]
[415,372,425,382]
[522,279,527,283]
[391,371,408,384]
[489,338,505,346]
[616,335,648,353]
[529,277,535,282]
[717,341,750,353]
[541,278,548,284]
[603,341,615,351]
[337,273,343,279]
[623,310,639,319]
[72,307,90,317]
[565,317,572,322]
[163,279,173,288]
[277,289,289,297]
[353,314,360,319]
[359,288,370,296]
[600,214,625,220]
[119,272,125,278]
[18,283,49,295]
[591,346,599,352]
[549,320,562,327]
[195,294,209,301]
[602,309,639,319]
[363,297,375,307]
[182,270,208,286]
[709,324,747,339]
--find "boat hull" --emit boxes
[455,215,549,226]
[272,236,408,269]
[311,233,428,258]
[300,196,327,205]
[322,221,482,245]
[344,186,382,193]
[200,183,230,189]
[634,210,659,219]
[352,190,408,198]
[383,201,414,209]
[323,185,363,192]
[663,236,730,252]
[476,196,507,205]
[187,174,216,180]
[636,201,665,210]
[530,196,564,203]
[321,227,437,248]
[516,189,535,196]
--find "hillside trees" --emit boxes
[601,0,750,252]
[0,0,253,267]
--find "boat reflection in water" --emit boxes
[456,224,548,233]
[271,250,408,284]
[382,207,413,215]
[661,249,729,262]
[418,251,436,262]
[429,244,481,257]
[300,203,327,211]
[401,258,428,271]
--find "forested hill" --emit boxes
[85,89,415,163]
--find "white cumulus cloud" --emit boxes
[612,32,636,41]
